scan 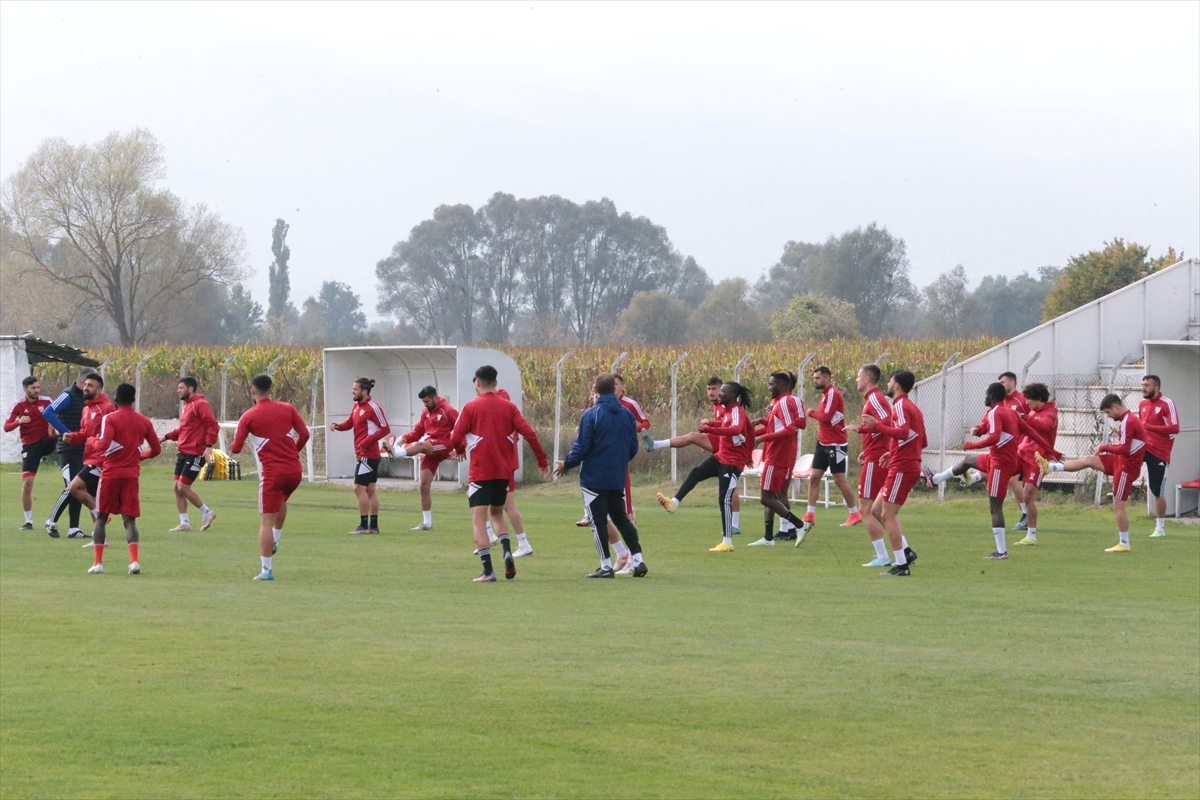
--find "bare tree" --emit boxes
[2,129,247,345]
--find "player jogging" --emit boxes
[86,384,160,575]
[5,376,53,530]
[449,365,549,583]
[162,377,219,532]
[555,373,648,578]
[1037,394,1147,553]
[846,365,894,567]
[1013,383,1057,546]
[998,371,1033,530]
[397,386,458,531]
[803,366,862,531]
[747,371,807,547]
[858,370,924,576]
[42,368,99,538]
[329,377,391,534]
[1138,375,1179,538]
[231,374,310,581]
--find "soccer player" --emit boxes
[397,386,458,531]
[449,365,549,582]
[858,370,924,576]
[42,368,99,538]
[86,383,160,575]
[613,372,650,524]
[494,388,535,558]
[748,371,807,547]
[231,374,310,581]
[57,374,116,533]
[1013,383,1057,546]
[162,377,219,532]
[803,366,861,531]
[693,382,755,552]
[5,376,53,530]
[962,382,1023,559]
[555,373,648,578]
[1037,394,1147,553]
[998,371,1033,529]
[329,377,391,534]
[1139,375,1179,538]
[846,364,894,566]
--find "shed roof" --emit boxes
[0,334,100,367]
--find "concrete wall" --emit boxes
[0,340,31,463]
[1145,341,1200,516]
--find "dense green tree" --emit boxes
[219,284,265,343]
[922,265,978,337]
[689,279,770,343]
[617,291,691,343]
[267,219,296,336]
[1042,239,1179,321]
[770,294,861,341]
[972,267,1059,336]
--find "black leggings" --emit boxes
[583,487,641,562]
[50,450,84,528]
[676,456,741,536]
[676,455,721,502]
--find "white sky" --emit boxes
[2,1,1197,320]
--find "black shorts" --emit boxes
[20,437,56,475]
[174,452,207,485]
[467,479,509,508]
[1144,453,1169,498]
[812,443,849,474]
[79,464,102,496]
[354,457,381,486]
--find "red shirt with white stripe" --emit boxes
[450,391,547,482]
[619,395,651,433]
[5,396,52,445]
[93,406,161,479]
[63,393,117,466]
[162,394,220,456]
[231,399,310,474]
[331,398,391,459]
[808,385,848,446]
[1017,402,1058,461]
[402,396,458,446]
[872,395,927,470]
[1138,395,1179,461]
[701,402,756,468]
[965,404,1022,473]
[754,394,804,468]
[858,387,892,462]
[1098,410,1147,465]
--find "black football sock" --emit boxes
[783,512,804,528]
[369,515,378,529]
[478,548,493,575]
[360,515,368,528]
[764,520,774,541]
[499,534,512,555]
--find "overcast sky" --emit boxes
[2,1,1197,320]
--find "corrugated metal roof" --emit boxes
[0,334,100,366]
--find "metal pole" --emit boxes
[670,351,688,484]
[179,356,195,378]
[874,351,889,366]
[938,351,961,501]
[552,350,573,480]
[1019,351,1042,389]
[267,355,285,378]
[307,361,321,483]
[1096,354,1134,505]
[310,361,322,426]
[97,357,111,383]
[796,352,815,458]
[733,353,751,383]
[134,354,152,413]
[220,354,237,422]
[610,351,628,375]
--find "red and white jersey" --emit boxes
[858,387,892,462]
[1099,410,1146,462]
[4,396,52,445]
[331,397,391,459]
[809,385,848,446]
[1004,391,1030,446]
[68,393,117,466]
[162,394,220,456]
[1017,402,1058,461]
[1138,395,1179,461]
[965,404,1022,473]
[402,396,458,445]
[450,391,547,483]
[874,395,927,470]
[231,399,310,474]
[755,394,804,467]
[93,406,161,479]
[701,402,756,468]
[706,401,725,452]
[619,395,651,433]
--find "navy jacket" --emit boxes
[563,393,639,491]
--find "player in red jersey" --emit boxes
[86,384,161,575]
[329,377,391,534]
[858,370,925,576]
[965,383,1024,559]
[5,376,54,530]
[1013,383,1057,546]
[747,371,807,547]
[803,366,861,531]
[613,373,649,522]
[449,365,549,582]
[58,374,116,534]
[479,388,537,559]
[1038,394,1147,553]
[1139,375,1179,538]
[695,382,755,552]
[232,374,310,581]
[998,371,1033,529]
[846,364,894,567]
[162,377,220,532]
[396,385,458,531]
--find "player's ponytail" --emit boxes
[355,377,376,394]
[725,381,753,410]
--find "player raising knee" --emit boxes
[847,365,894,566]
[748,371,806,547]
[162,377,219,532]
[397,386,457,531]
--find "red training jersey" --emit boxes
[1098,410,1147,467]
[497,389,520,474]
[4,396,52,445]
[231,398,310,475]
[873,394,927,470]
[1017,402,1058,461]
[755,394,804,468]
[619,395,651,433]
[965,404,1022,473]
[1138,395,1179,461]
[450,391,547,482]
[402,396,458,445]
[701,402,756,468]
[809,385,848,446]
[331,397,391,459]
[859,387,892,462]
[163,394,220,456]
[64,393,116,466]
[93,406,161,479]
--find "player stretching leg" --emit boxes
[5,376,54,530]
[696,382,755,552]
[329,377,391,534]
[232,375,310,580]
[397,386,458,531]
[450,366,549,582]
[748,371,806,547]
[1013,383,1057,546]
[162,377,220,532]
[998,372,1032,530]
[1037,394,1147,553]
[86,384,160,575]
[1139,375,1179,538]
[847,365,894,566]
[858,370,925,576]
[59,375,116,537]
[803,366,861,531]
[42,368,99,538]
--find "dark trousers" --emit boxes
[583,486,641,562]
[676,456,741,536]
[50,450,84,528]
[676,455,721,502]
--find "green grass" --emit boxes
[1,465,1197,799]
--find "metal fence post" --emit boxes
[308,361,322,482]
[134,354,152,413]
[796,352,816,458]
[552,350,573,481]
[220,354,237,422]
[179,356,195,378]
[938,351,961,501]
[97,357,111,383]
[874,352,889,366]
[670,351,688,484]
[1096,354,1134,505]
[733,353,751,383]
[1020,351,1042,388]
[267,355,284,378]
[610,351,628,375]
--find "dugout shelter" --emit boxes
[0,335,100,464]
[322,346,524,485]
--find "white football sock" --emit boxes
[723,532,733,545]
[966,469,984,485]
[847,506,858,515]
[652,440,671,450]
[631,552,644,565]
[516,532,528,545]
[671,497,680,509]
[199,504,211,515]
[779,518,794,532]
[933,469,955,485]
[1155,518,1165,531]
[90,508,99,521]
[24,510,33,524]
[613,541,629,557]
[806,505,816,515]
[180,513,190,525]
[1019,503,1027,514]
[600,556,612,570]
[423,510,433,526]
[1049,463,1065,472]
[272,527,282,544]
[872,539,889,560]
[486,520,495,536]
[901,536,909,549]
[261,556,272,570]
[993,528,1006,553]
[1027,527,1037,541]
[731,511,740,529]
[893,547,908,565]
[1119,530,1130,547]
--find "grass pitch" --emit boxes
[1,465,1197,799]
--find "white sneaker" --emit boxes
[748,537,775,546]
[488,533,499,545]
[411,522,434,531]
[513,543,534,558]
[87,563,104,574]
[200,510,216,531]
[613,553,630,571]
[168,523,192,532]
[128,561,140,574]
[615,561,635,575]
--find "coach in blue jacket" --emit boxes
[555,373,648,578]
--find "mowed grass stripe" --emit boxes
[2,466,1196,798]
